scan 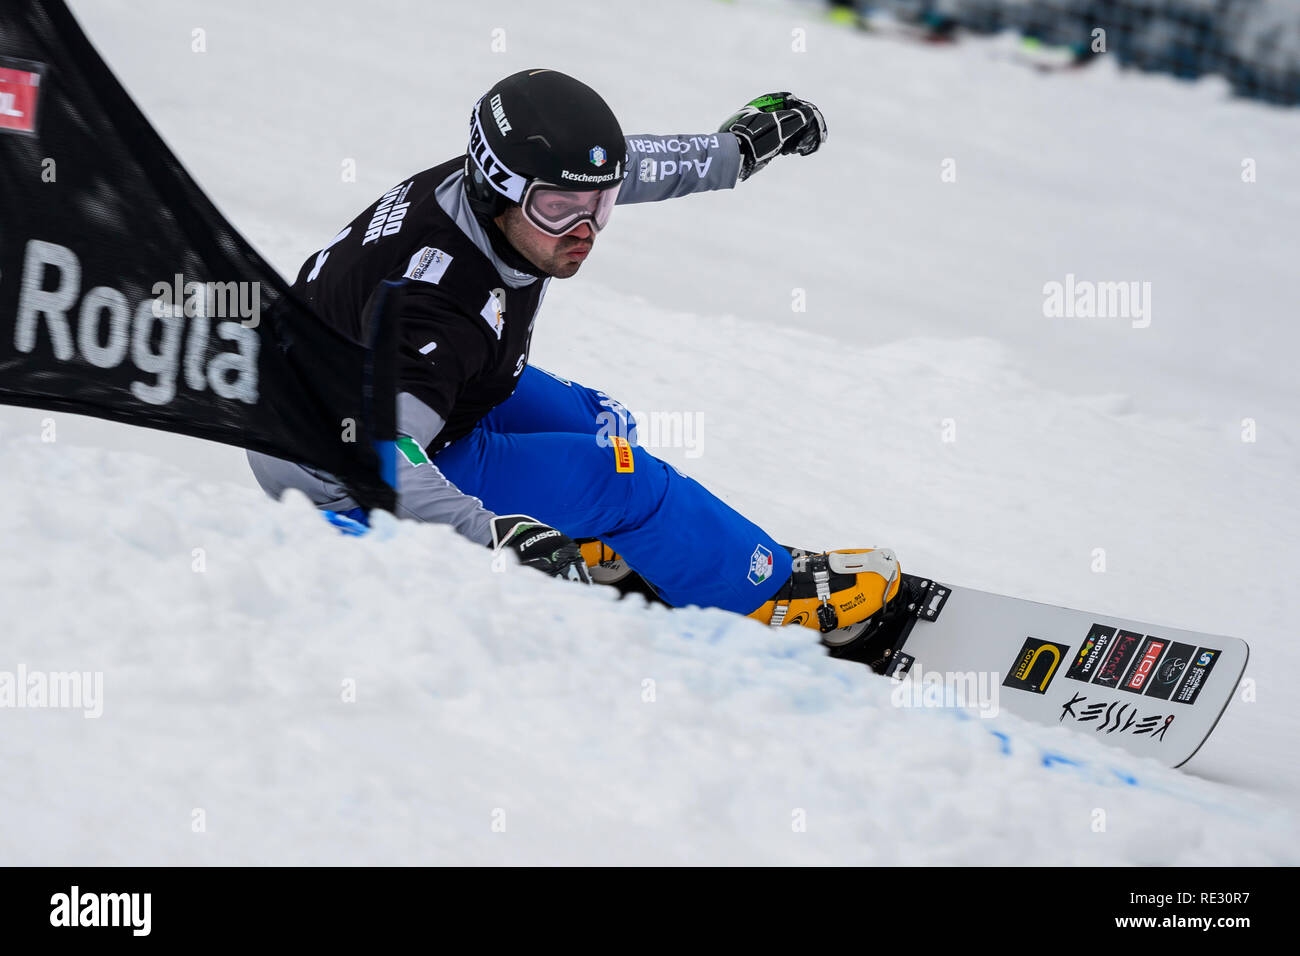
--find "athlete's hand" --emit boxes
[490,515,591,584]
[720,93,827,182]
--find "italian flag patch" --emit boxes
[396,436,430,466]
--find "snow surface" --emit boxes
[2,0,1297,864]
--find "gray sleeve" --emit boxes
[392,392,495,545]
[618,132,742,204]
[246,392,496,546]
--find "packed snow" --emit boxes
[1,0,1297,864]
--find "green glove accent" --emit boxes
[748,93,786,112]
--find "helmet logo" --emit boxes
[489,93,512,135]
[469,106,527,201]
[589,146,607,167]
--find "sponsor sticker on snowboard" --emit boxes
[1091,629,1143,688]
[1141,641,1196,701]
[1002,638,1069,694]
[892,583,1247,767]
[1064,623,1115,683]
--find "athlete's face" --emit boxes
[496,205,595,279]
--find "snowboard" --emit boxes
[830,574,1248,768]
[605,567,1248,769]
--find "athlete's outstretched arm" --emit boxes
[618,93,826,204]
[617,131,743,203]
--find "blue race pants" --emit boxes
[434,366,791,614]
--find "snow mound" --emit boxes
[1,410,1293,864]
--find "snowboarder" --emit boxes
[248,69,900,639]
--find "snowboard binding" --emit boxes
[578,538,931,675]
[822,574,953,673]
[749,547,902,642]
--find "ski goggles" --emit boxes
[520,181,621,237]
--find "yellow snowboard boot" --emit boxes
[748,548,902,644]
[578,539,634,586]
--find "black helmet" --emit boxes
[465,69,626,227]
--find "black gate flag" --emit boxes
[0,0,397,511]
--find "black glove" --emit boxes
[720,93,827,182]
[490,515,591,584]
